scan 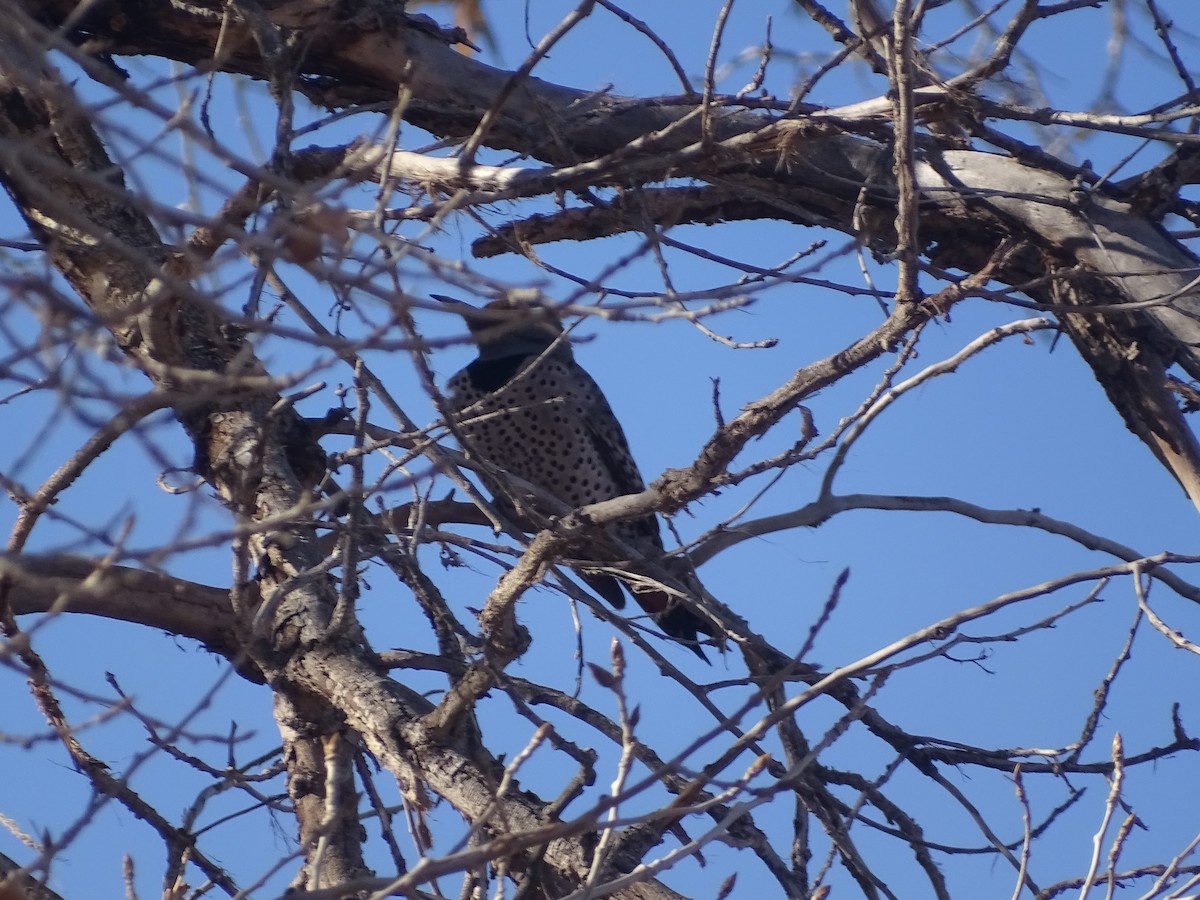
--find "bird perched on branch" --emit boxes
[437,295,714,659]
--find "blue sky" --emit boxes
[3,1,1200,897]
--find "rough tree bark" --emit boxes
[2,0,1198,898]
[22,0,1199,503]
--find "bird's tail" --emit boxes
[581,572,716,661]
[631,586,714,661]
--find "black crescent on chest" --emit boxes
[464,354,530,393]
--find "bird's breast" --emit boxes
[448,360,626,508]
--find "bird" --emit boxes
[437,295,714,659]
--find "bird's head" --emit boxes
[433,295,570,361]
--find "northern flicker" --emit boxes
[438,296,713,659]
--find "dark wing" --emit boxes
[576,372,665,552]
[576,373,714,660]
[581,572,627,610]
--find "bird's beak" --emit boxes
[432,294,513,335]
[431,294,471,309]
